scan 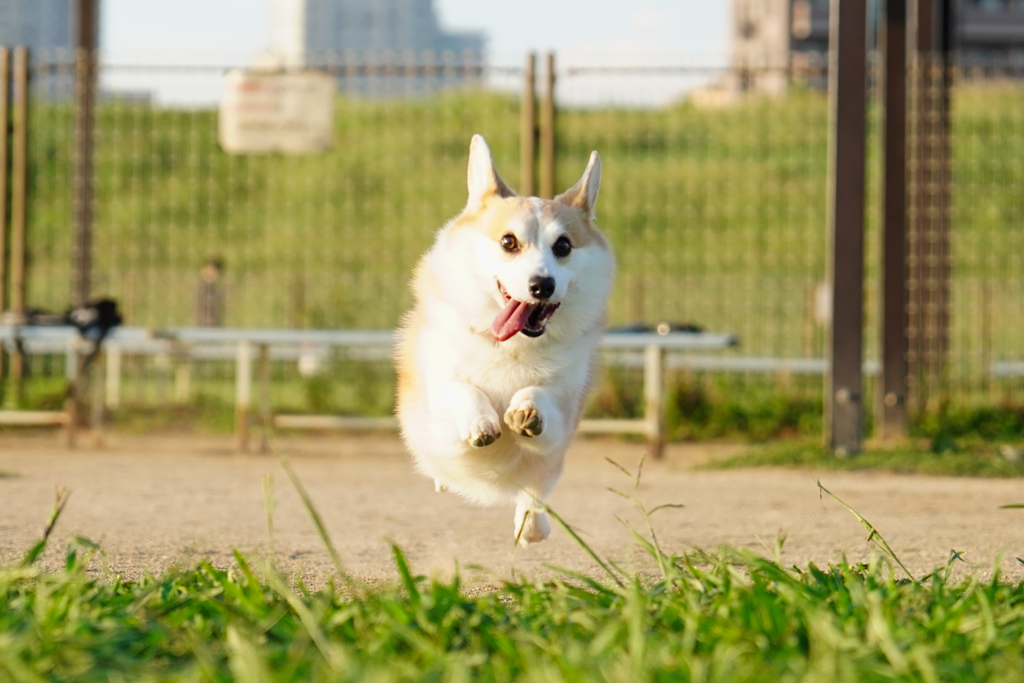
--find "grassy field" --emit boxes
[8,78,1024,432]
[3,472,1024,681]
[21,82,1024,362]
[709,439,1024,478]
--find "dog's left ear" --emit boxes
[466,134,516,211]
[555,151,601,221]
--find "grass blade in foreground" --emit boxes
[817,479,917,581]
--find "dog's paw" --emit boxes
[457,411,502,448]
[515,510,551,546]
[504,399,543,437]
[434,478,449,493]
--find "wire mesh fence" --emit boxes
[2,48,1024,438]
[947,57,1024,410]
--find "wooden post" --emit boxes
[878,0,909,440]
[105,342,121,409]
[7,46,28,408]
[258,343,271,454]
[235,341,252,453]
[825,0,869,456]
[73,0,98,308]
[90,352,104,447]
[519,52,536,197]
[539,52,556,199]
[174,357,191,404]
[0,48,9,386]
[0,47,9,318]
[644,344,665,460]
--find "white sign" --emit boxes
[219,70,335,154]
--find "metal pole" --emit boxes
[907,0,951,414]
[7,46,28,408]
[73,0,97,308]
[539,52,555,199]
[519,52,536,197]
[825,0,869,456]
[878,0,909,440]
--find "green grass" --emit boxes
[708,439,1024,478]
[3,465,1024,681]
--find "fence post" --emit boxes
[906,0,952,415]
[90,353,104,447]
[644,344,665,460]
[235,340,252,453]
[73,0,98,308]
[520,52,536,197]
[825,0,869,456]
[0,48,8,317]
[258,343,270,454]
[6,46,29,409]
[0,47,8,387]
[539,52,556,199]
[878,0,909,440]
[105,342,121,409]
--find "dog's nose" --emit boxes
[529,276,556,300]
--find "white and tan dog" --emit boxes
[396,135,614,546]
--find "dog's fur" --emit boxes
[396,135,614,545]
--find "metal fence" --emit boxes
[1,48,1023,434]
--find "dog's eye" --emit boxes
[500,234,519,253]
[553,236,572,258]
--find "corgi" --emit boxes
[396,135,614,546]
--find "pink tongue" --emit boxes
[491,299,536,342]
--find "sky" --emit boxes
[99,1,731,106]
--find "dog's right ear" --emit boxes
[466,134,515,211]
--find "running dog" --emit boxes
[396,135,614,545]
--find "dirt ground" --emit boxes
[1,432,1022,586]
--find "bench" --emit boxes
[0,325,738,457]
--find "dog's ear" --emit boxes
[466,134,516,211]
[554,151,601,221]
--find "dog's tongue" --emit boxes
[491,299,536,342]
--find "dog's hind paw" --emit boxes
[504,400,543,437]
[514,509,551,546]
[459,414,502,448]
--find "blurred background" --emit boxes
[1,0,1023,446]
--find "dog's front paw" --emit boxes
[504,399,543,437]
[457,411,502,448]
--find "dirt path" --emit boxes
[1,433,1022,586]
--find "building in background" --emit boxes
[959,0,1024,64]
[727,0,1024,97]
[0,0,102,98]
[258,0,486,95]
[0,0,75,55]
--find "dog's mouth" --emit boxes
[491,282,560,342]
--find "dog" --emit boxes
[396,135,615,546]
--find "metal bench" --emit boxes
[0,325,738,457]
